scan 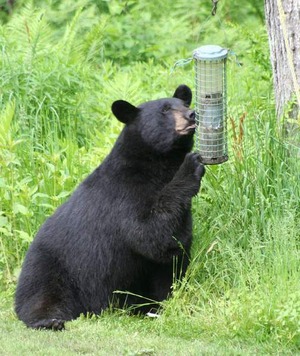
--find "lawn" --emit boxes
[1,292,298,355]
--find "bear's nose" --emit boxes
[186,110,195,122]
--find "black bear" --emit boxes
[15,84,205,330]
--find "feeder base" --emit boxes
[199,155,228,165]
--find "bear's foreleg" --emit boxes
[126,153,204,263]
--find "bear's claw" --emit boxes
[30,318,65,331]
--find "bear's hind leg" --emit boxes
[16,289,78,330]
[119,262,176,315]
[131,259,188,315]
[15,249,82,330]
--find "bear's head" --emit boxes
[111,85,196,153]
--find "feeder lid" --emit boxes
[193,45,228,60]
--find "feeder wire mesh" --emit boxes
[193,45,228,165]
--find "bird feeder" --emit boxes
[193,45,228,165]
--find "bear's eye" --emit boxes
[161,105,171,114]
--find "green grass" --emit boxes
[1,0,300,354]
[1,292,299,355]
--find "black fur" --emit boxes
[15,85,205,330]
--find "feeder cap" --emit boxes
[193,45,228,60]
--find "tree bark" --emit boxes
[264,0,300,122]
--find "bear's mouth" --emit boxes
[175,113,196,135]
[186,123,196,131]
[178,122,196,135]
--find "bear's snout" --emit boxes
[175,109,196,135]
[186,110,195,123]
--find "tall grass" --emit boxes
[167,111,300,346]
[0,0,299,349]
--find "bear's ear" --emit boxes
[111,100,140,124]
[173,84,192,106]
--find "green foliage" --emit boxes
[0,0,299,351]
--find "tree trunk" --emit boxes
[264,0,300,123]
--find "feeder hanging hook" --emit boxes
[211,0,219,16]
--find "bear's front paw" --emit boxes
[178,153,205,196]
[183,152,205,178]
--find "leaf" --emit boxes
[0,178,6,188]
[13,203,29,215]
[56,191,71,199]
[15,230,32,243]
[0,216,8,228]
[32,192,50,200]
